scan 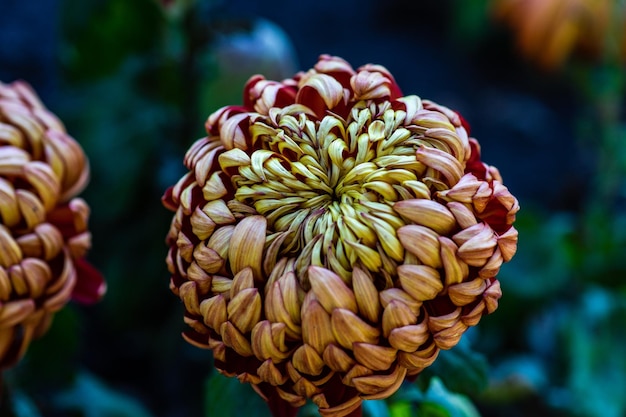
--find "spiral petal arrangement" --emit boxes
[0,81,105,370]
[163,55,519,416]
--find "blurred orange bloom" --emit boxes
[494,0,626,69]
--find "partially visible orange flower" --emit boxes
[0,81,105,370]
[493,0,626,69]
[163,55,519,417]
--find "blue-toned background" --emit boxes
[1,0,624,416]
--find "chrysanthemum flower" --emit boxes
[163,55,519,417]
[493,0,625,69]
[0,81,105,370]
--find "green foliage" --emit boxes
[60,0,164,81]
[420,339,489,397]
[561,287,626,417]
[447,0,495,46]
[19,307,81,386]
[53,372,155,417]
[363,399,391,417]
[390,378,481,417]
[204,372,270,417]
[8,390,43,417]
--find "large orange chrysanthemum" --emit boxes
[163,55,519,417]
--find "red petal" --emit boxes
[161,186,177,211]
[72,258,106,304]
[205,105,248,136]
[456,110,471,135]
[295,85,327,119]
[464,139,487,180]
[243,75,266,110]
[314,54,356,88]
[46,204,77,238]
[273,85,297,108]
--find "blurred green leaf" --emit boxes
[363,399,391,417]
[422,378,481,417]
[11,390,43,417]
[421,341,489,397]
[500,210,577,298]
[481,355,548,404]
[389,401,414,417]
[419,402,452,417]
[19,306,81,386]
[449,0,493,45]
[561,287,626,417]
[204,371,270,417]
[60,0,164,80]
[391,378,481,417]
[54,371,154,417]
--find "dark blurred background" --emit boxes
[1,0,625,416]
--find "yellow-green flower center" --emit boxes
[217,100,465,283]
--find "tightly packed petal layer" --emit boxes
[0,81,105,370]
[163,55,519,416]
